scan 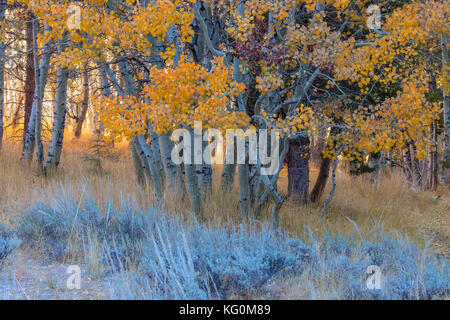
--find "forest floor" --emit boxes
[0,133,448,299]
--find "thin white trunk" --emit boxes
[35,24,52,169]
[22,23,51,166]
[159,132,182,191]
[43,32,69,172]
[136,135,163,199]
[130,138,148,185]
[148,124,164,183]
[0,0,5,156]
[442,35,449,185]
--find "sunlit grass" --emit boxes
[0,131,448,249]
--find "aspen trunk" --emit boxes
[310,128,332,202]
[148,125,164,183]
[74,68,89,139]
[221,137,236,190]
[22,23,51,166]
[0,0,5,156]
[221,163,236,190]
[131,138,148,185]
[403,145,413,183]
[43,32,69,173]
[428,120,439,190]
[23,11,35,143]
[35,25,51,170]
[409,141,421,187]
[136,135,163,199]
[117,58,163,200]
[198,135,212,191]
[311,129,327,166]
[250,163,263,206]
[287,136,310,203]
[310,156,332,203]
[442,35,449,185]
[184,130,202,217]
[238,163,250,218]
[159,132,180,191]
[22,17,38,164]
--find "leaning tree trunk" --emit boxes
[43,32,69,173]
[131,139,149,185]
[287,135,310,203]
[136,135,163,199]
[0,0,5,156]
[310,156,332,203]
[310,127,339,202]
[23,11,35,143]
[311,129,327,166]
[74,67,90,139]
[309,127,340,202]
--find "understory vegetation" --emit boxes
[0,182,447,300]
[0,138,448,299]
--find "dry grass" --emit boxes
[0,131,448,253]
[0,131,448,299]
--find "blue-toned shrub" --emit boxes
[0,224,21,268]
[138,220,312,298]
[15,189,449,300]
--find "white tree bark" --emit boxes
[136,135,163,199]
[130,138,149,185]
[43,32,69,172]
[159,132,183,191]
[148,123,164,183]
[22,23,51,167]
[442,35,449,186]
[35,24,52,170]
[0,0,5,157]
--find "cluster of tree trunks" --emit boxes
[0,0,448,232]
